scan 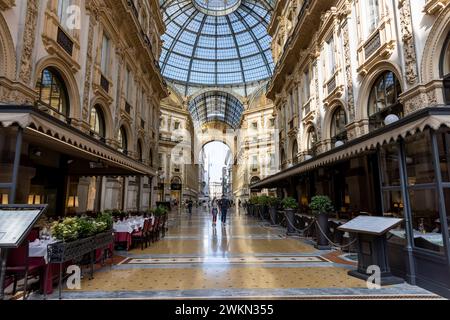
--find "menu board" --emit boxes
[0,205,47,248]
[338,216,403,236]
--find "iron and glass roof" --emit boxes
[159,0,275,96]
[188,91,244,128]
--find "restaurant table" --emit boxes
[28,238,59,295]
[113,217,153,250]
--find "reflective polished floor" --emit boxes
[40,208,440,299]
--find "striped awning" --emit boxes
[0,106,155,176]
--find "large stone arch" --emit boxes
[34,56,81,120]
[0,13,16,79]
[355,61,403,122]
[323,99,348,141]
[89,96,114,140]
[421,5,450,83]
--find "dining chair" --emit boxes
[132,219,150,250]
[6,241,45,299]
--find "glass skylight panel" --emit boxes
[160,0,274,92]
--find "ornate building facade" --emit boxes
[158,88,199,205]
[252,0,450,297]
[0,0,167,214]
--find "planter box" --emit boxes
[48,236,95,264]
[48,230,114,263]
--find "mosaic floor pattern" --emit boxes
[32,208,441,300]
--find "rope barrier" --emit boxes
[314,219,358,250]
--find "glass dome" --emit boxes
[193,0,241,16]
[159,0,274,96]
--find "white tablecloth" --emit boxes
[113,217,152,234]
[29,239,57,264]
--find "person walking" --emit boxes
[211,197,219,227]
[219,196,230,226]
[187,199,193,215]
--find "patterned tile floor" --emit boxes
[33,208,442,300]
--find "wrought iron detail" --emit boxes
[364,31,381,59]
[57,27,73,56]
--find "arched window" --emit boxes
[292,140,298,165]
[117,126,128,155]
[307,126,318,156]
[137,140,143,162]
[89,105,105,140]
[36,68,69,117]
[331,106,347,146]
[368,71,403,131]
[250,176,261,185]
[441,33,450,104]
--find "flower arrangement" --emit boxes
[153,205,168,217]
[268,196,280,208]
[51,213,113,242]
[257,195,271,206]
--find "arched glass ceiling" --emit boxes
[159,0,275,96]
[189,91,244,128]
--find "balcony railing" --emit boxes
[364,31,381,60]
[57,27,74,56]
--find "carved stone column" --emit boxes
[399,0,419,86]
[18,0,39,85]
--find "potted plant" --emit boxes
[249,196,259,216]
[268,196,280,225]
[309,195,334,250]
[257,195,270,219]
[281,197,299,235]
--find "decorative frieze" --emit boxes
[399,0,418,85]
[18,0,39,84]
[0,0,15,10]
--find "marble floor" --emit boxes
[35,208,441,300]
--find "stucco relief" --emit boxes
[18,0,39,84]
[399,0,418,85]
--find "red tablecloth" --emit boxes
[29,257,55,295]
[114,232,132,250]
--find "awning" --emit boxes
[0,106,156,176]
[251,107,450,190]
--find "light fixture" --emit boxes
[384,114,400,126]
[1,193,9,205]
[335,140,345,148]
[67,196,79,208]
[28,194,42,205]
[31,148,42,157]
[345,195,351,205]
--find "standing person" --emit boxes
[187,199,193,215]
[219,196,230,226]
[211,197,218,227]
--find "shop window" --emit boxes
[409,188,444,254]
[368,71,403,131]
[89,105,105,140]
[118,126,128,155]
[436,128,450,182]
[379,143,401,187]
[404,131,435,185]
[330,107,347,146]
[382,190,404,219]
[36,68,70,117]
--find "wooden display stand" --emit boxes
[338,216,405,286]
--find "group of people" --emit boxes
[210,196,231,227]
